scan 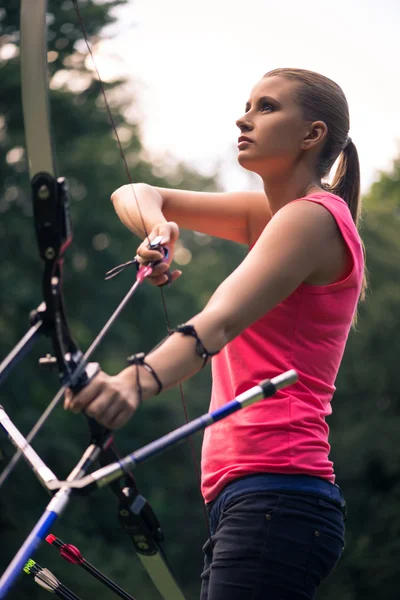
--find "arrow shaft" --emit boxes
[81,561,135,600]
[0,435,107,597]
[54,371,297,493]
[0,510,59,598]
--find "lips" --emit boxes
[238,136,254,150]
[238,136,253,144]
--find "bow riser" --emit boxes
[0,2,187,598]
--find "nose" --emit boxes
[236,114,254,133]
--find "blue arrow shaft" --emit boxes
[0,510,58,598]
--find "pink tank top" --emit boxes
[201,192,364,503]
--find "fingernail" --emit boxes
[64,399,69,410]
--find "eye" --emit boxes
[261,102,274,112]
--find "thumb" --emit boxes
[156,222,179,245]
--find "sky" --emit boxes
[97,0,400,192]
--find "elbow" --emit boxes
[222,315,244,345]
[199,305,240,352]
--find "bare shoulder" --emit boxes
[266,199,350,285]
[270,199,342,245]
[247,195,333,247]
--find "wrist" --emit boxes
[140,364,162,400]
[124,353,163,401]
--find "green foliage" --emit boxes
[319,158,400,600]
[1,1,400,599]
[0,2,242,599]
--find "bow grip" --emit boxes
[66,361,100,394]
[66,362,112,445]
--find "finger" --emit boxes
[171,270,182,282]
[165,222,180,243]
[66,376,104,413]
[64,388,73,409]
[145,269,182,287]
[136,245,164,262]
[84,391,119,421]
[154,222,179,245]
[145,273,172,287]
[139,249,164,262]
[107,407,135,430]
[137,225,177,259]
[145,261,170,277]
[91,401,133,430]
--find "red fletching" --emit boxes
[45,534,56,545]
[60,544,84,565]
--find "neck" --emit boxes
[261,167,322,215]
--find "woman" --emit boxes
[65,68,365,599]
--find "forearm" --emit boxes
[111,183,167,239]
[122,308,228,400]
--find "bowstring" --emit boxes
[71,1,211,537]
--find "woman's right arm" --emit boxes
[111,183,271,245]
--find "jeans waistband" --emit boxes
[207,474,346,517]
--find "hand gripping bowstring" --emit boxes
[0,1,208,598]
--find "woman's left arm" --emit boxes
[65,201,339,428]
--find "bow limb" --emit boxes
[0,2,186,599]
[0,0,109,489]
[20,0,94,392]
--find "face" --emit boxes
[236,76,311,177]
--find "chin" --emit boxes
[237,153,262,175]
[237,152,254,168]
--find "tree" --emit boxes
[0,2,243,598]
[319,157,400,600]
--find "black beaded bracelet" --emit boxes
[170,324,219,368]
[127,352,163,396]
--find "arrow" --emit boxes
[46,534,135,600]
[23,559,81,600]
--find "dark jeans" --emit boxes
[200,475,345,599]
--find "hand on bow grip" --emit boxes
[64,361,114,439]
[136,222,182,287]
[64,368,140,430]
[67,361,100,394]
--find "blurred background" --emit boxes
[0,1,399,598]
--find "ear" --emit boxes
[301,120,328,150]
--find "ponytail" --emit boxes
[325,139,367,306]
[325,139,361,226]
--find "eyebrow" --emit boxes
[245,95,282,112]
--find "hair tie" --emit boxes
[344,137,352,150]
